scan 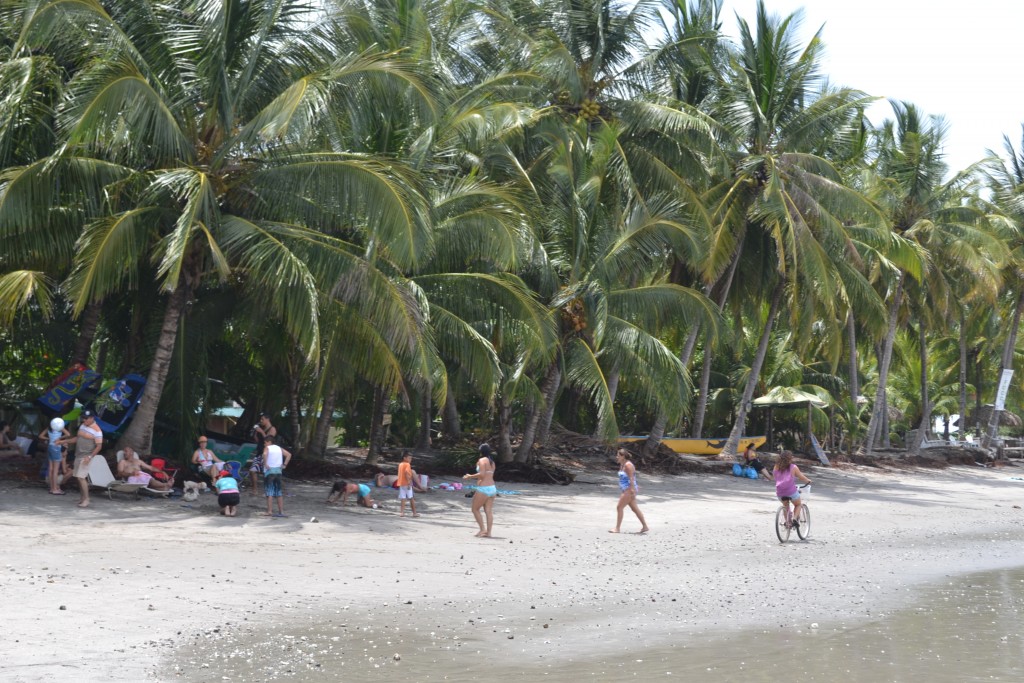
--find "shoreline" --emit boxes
[2,463,1023,682]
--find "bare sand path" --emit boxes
[1,463,1023,682]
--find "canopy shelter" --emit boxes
[752,387,829,460]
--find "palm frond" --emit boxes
[0,270,54,326]
[564,336,618,441]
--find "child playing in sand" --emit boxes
[397,451,420,517]
[328,480,378,508]
[215,468,241,517]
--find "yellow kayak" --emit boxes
[617,435,767,455]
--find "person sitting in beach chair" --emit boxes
[116,447,175,491]
[0,421,24,458]
[191,436,224,480]
[375,471,427,492]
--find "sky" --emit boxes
[721,0,1024,174]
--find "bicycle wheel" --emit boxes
[775,506,791,543]
[795,504,810,540]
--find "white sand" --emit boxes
[1,462,1023,682]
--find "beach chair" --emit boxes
[87,456,142,500]
[222,460,242,480]
[149,458,179,485]
[113,452,176,496]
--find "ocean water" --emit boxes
[175,566,1024,682]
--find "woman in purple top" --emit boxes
[773,451,812,527]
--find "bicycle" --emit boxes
[775,483,811,543]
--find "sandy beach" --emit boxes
[2,460,1024,682]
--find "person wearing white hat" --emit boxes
[39,417,71,495]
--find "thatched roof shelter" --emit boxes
[970,404,1023,428]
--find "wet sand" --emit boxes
[1,462,1023,682]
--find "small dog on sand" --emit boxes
[182,480,207,502]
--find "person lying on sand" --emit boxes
[375,472,427,492]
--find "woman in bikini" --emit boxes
[191,436,223,479]
[610,449,649,534]
[463,443,497,538]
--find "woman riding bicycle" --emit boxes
[773,450,812,527]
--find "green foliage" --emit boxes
[0,0,1021,458]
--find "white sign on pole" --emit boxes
[994,369,1014,411]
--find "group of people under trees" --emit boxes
[33,410,291,515]
[188,413,292,517]
[32,408,811,535]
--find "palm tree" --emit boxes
[978,128,1024,447]
[478,0,720,457]
[0,15,78,335]
[5,0,435,453]
[324,0,570,460]
[707,1,887,458]
[510,119,719,460]
[861,103,1002,454]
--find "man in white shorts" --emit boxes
[397,451,420,517]
[73,410,103,508]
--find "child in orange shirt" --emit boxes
[397,451,420,517]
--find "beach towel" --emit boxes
[88,373,146,432]
[36,366,102,416]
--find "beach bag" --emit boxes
[745,466,758,479]
[731,463,744,477]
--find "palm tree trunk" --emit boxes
[644,245,743,455]
[534,366,562,446]
[516,361,560,463]
[119,293,145,376]
[642,327,699,456]
[308,388,337,457]
[118,283,190,453]
[71,300,102,366]
[286,357,302,455]
[847,311,859,403]
[365,385,387,465]
[881,390,890,448]
[595,367,621,440]
[231,402,258,439]
[442,385,461,440]
[95,338,109,375]
[496,393,514,463]
[692,338,714,437]
[983,289,1024,448]
[720,280,785,460]
[416,390,432,449]
[958,308,967,440]
[907,321,930,455]
[975,351,983,436]
[862,274,905,454]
